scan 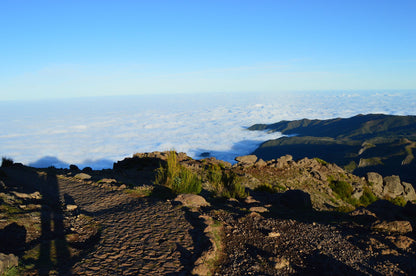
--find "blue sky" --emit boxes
[1,0,415,100]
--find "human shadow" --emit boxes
[29,156,115,170]
[0,165,72,275]
[37,170,71,275]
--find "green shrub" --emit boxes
[254,182,286,193]
[206,165,247,199]
[219,171,247,199]
[154,151,201,195]
[1,157,14,167]
[359,186,378,206]
[389,196,407,207]
[329,180,353,201]
[314,158,328,165]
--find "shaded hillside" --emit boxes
[249,114,416,183]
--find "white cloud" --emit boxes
[0,91,415,169]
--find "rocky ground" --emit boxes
[1,152,416,275]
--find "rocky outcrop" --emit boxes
[235,155,258,166]
[366,173,416,202]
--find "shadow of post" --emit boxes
[37,170,71,275]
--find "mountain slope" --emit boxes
[250,114,416,183]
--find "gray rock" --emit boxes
[174,194,210,208]
[351,186,364,200]
[255,159,267,167]
[279,155,293,162]
[402,182,416,201]
[235,155,258,165]
[66,204,78,212]
[367,172,383,197]
[0,253,18,275]
[383,175,404,198]
[11,191,41,200]
[249,206,268,213]
[74,173,92,180]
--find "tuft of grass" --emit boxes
[359,186,378,206]
[329,180,353,201]
[254,182,286,193]
[154,151,201,195]
[205,164,247,199]
[126,185,154,197]
[389,196,407,207]
[314,158,328,166]
[2,266,20,276]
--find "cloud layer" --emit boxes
[1,91,415,169]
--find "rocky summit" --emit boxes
[1,151,416,275]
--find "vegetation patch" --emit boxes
[126,185,154,197]
[206,164,247,199]
[329,180,353,201]
[359,186,378,206]
[154,151,202,195]
[254,182,286,193]
[314,158,328,166]
[388,196,407,207]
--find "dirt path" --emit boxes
[2,166,206,275]
[58,177,201,275]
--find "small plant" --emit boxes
[389,196,407,207]
[329,180,353,201]
[359,186,378,206]
[314,158,328,166]
[254,182,285,193]
[126,185,154,197]
[154,151,201,195]
[1,157,14,167]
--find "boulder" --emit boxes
[255,159,267,167]
[367,172,383,197]
[235,155,258,166]
[280,190,312,210]
[371,220,413,234]
[174,194,210,208]
[74,173,92,180]
[0,253,18,275]
[402,182,416,201]
[383,175,404,198]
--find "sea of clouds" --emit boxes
[1,91,415,169]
